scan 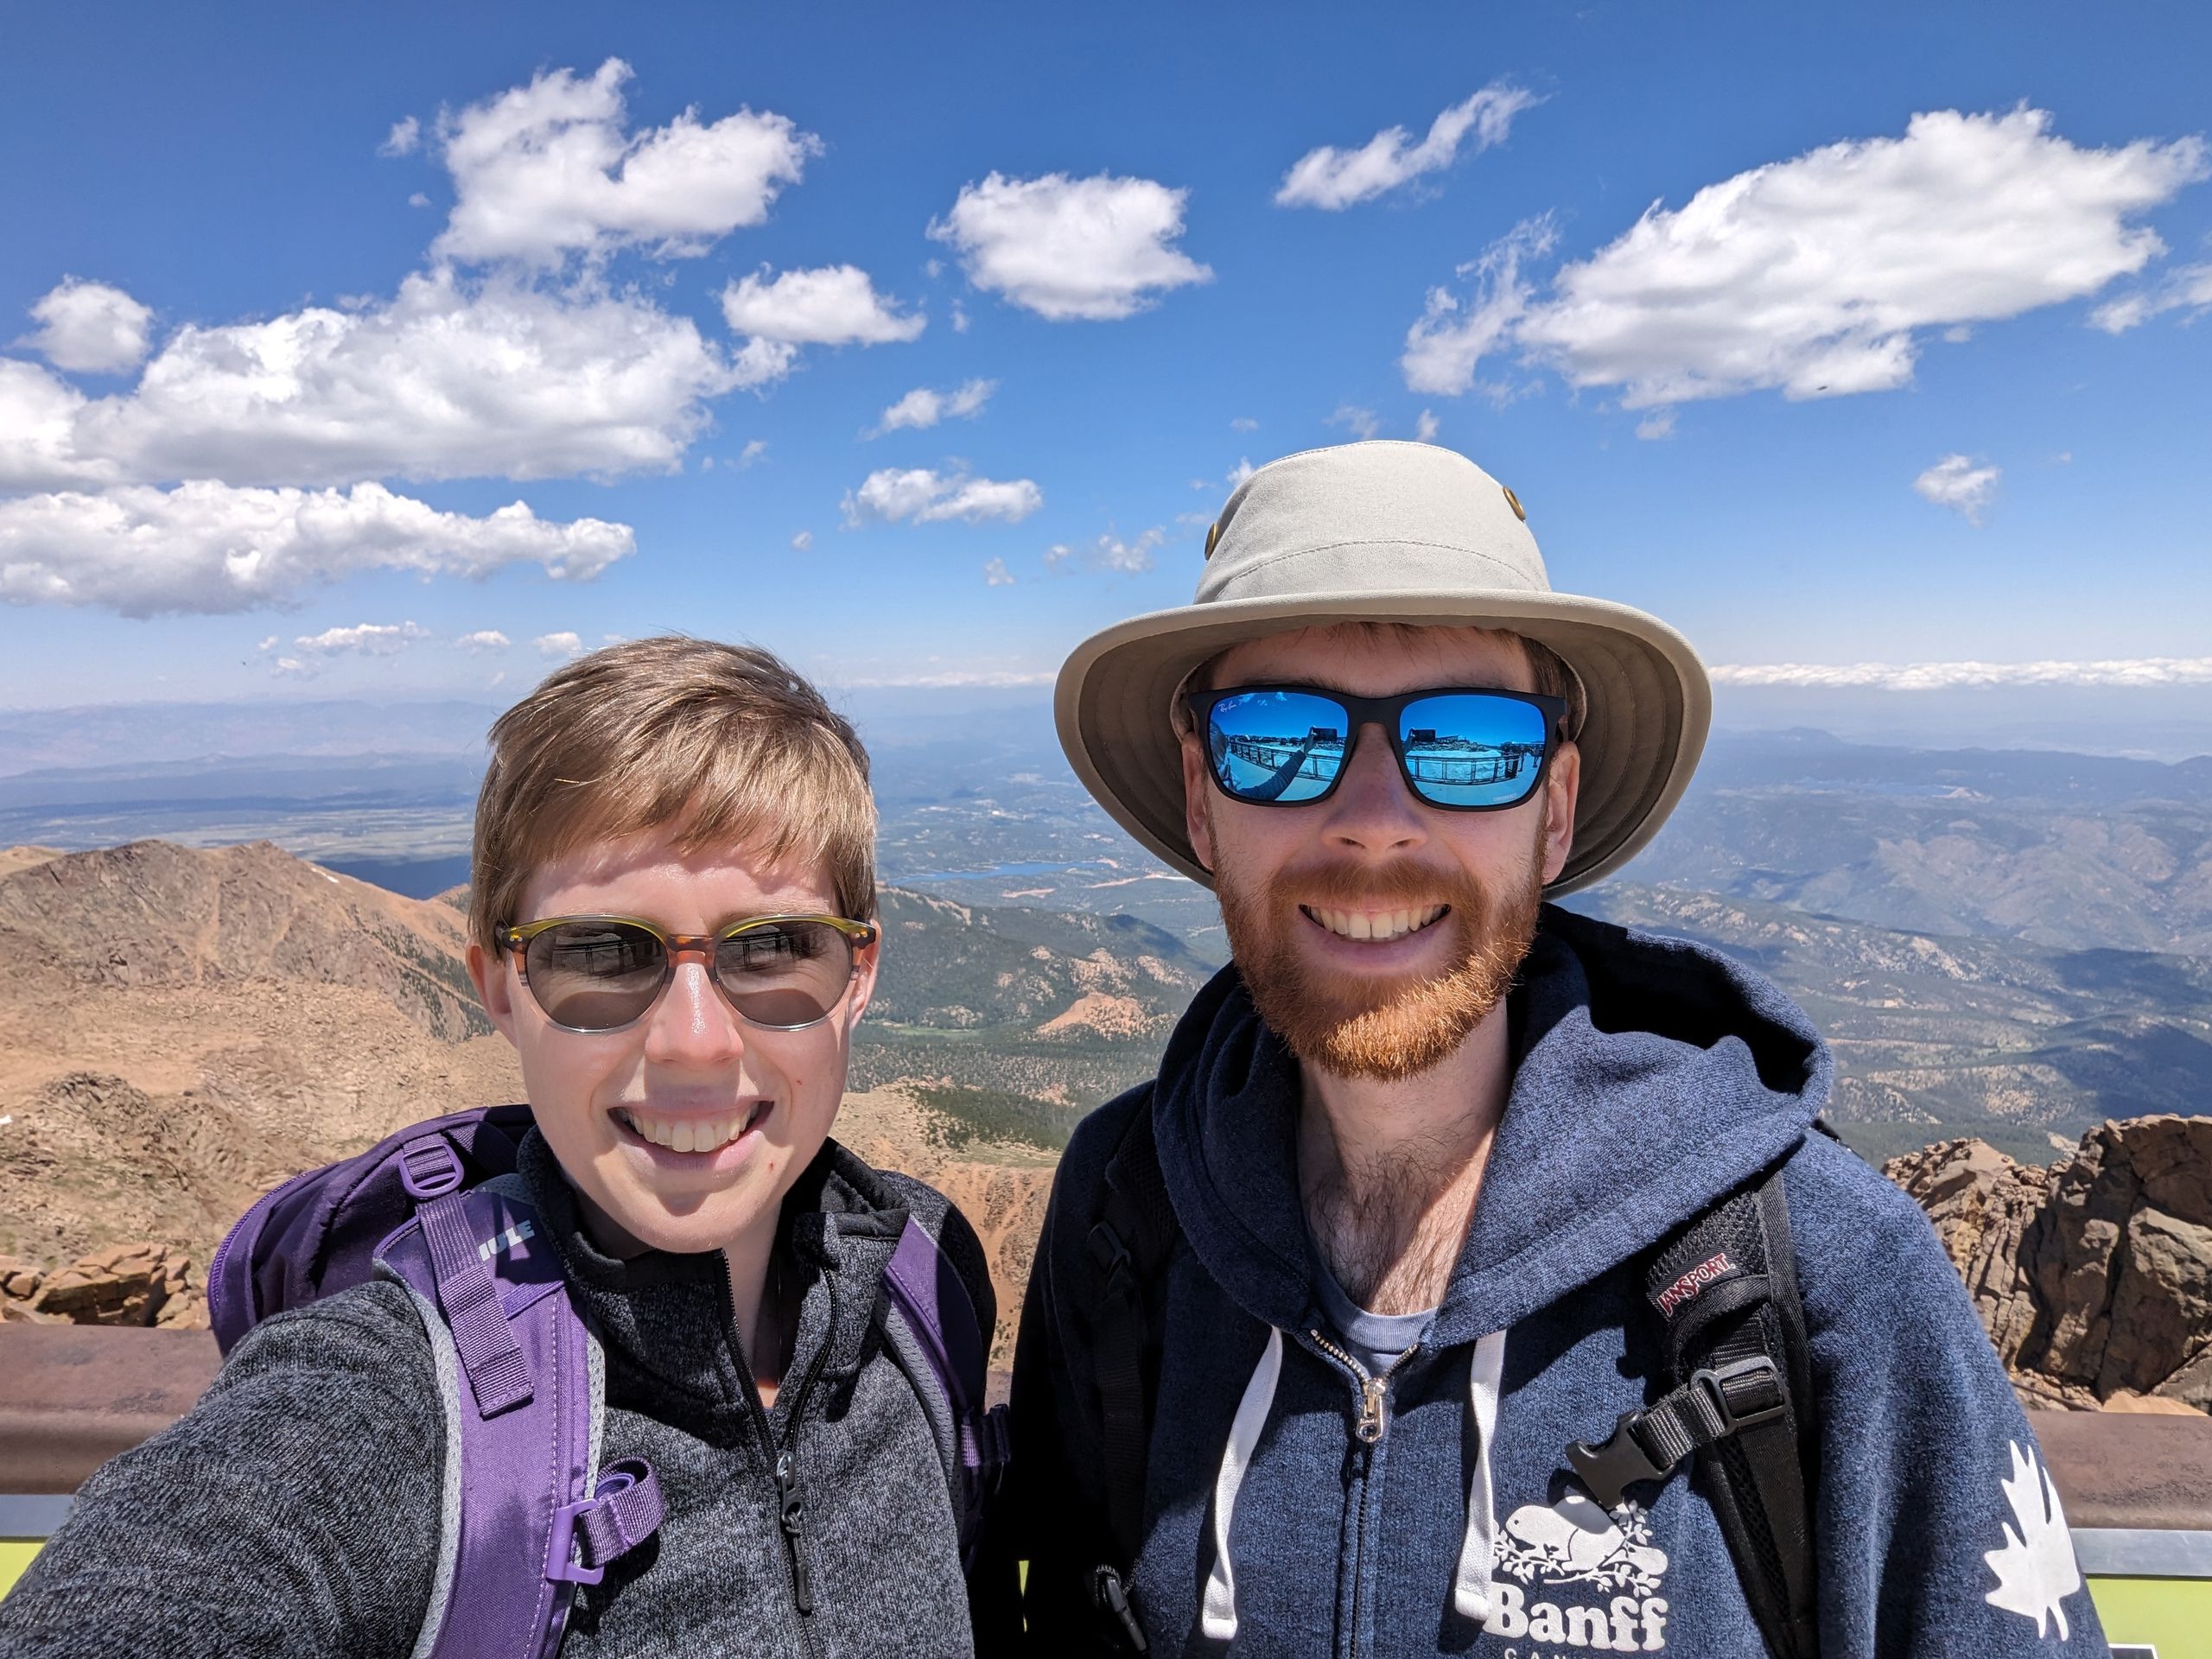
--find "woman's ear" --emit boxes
[844,931,880,1026]
[467,940,522,1045]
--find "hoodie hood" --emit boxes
[1152,904,1831,1347]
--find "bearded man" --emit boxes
[1002,443,2106,1657]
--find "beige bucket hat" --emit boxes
[1055,441,1712,895]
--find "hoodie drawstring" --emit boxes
[1453,1330,1509,1624]
[1200,1325,1283,1640]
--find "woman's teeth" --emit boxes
[1307,904,1447,943]
[620,1103,765,1153]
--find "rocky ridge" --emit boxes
[1885,1114,2212,1412]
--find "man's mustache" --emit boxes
[1271,861,1478,911]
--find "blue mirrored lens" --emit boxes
[1206,690,1349,803]
[1398,694,1548,807]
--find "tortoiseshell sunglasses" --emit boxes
[499,914,878,1033]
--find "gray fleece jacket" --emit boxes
[0,1129,1014,1658]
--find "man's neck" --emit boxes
[1297,1004,1512,1318]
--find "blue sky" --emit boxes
[2,0,2209,719]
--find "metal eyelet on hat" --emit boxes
[1502,486,1527,522]
[1205,519,1224,558]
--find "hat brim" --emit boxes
[1055,587,1712,895]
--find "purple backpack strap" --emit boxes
[880,1214,1009,1568]
[377,1182,663,1659]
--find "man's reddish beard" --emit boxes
[1212,809,1547,1082]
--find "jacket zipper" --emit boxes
[1306,1332,1419,1659]
[733,1268,837,1651]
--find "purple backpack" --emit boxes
[206,1104,1008,1659]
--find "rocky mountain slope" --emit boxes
[1886,1115,2212,1412]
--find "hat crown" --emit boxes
[1198,442,1552,607]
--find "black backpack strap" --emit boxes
[1083,1096,1180,1651]
[1569,1163,1819,1659]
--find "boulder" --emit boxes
[28,1241,188,1326]
[1886,1115,2212,1413]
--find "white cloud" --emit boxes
[291,620,430,657]
[1711,657,2212,690]
[1635,409,1676,441]
[409,192,431,209]
[982,556,1014,586]
[379,116,421,158]
[20,278,155,374]
[831,666,1055,689]
[737,438,768,467]
[1045,527,1164,575]
[870,378,996,435]
[2090,261,2212,332]
[790,529,813,551]
[1226,457,1256,488]
[1275,82,1540,210]
[842,467,1042,525]
[1415,109,2208,407]
[1414,409,1440,442]
[0,480,632,616]
[717,264,925,386]
[434,60,817,266]
[0,269,738,489]
[535,631,585,658]
[1402,216,1556,396]
[928,172,1211,321]
[1913,454,2001,523]
[1328,404,1380,439]
[456,629,512,652]
[950,301,970,334]
[1230,416,1258,433]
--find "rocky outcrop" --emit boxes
[1887,1115,2212,1412]
[0,1242,207,1329]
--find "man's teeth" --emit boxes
[620,1106,762,1153]
[1311,905,1446,943]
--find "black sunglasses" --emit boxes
[1186,683,1567,811]
[499,914,877,1033]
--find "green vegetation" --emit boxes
[910,1084,1088,1154]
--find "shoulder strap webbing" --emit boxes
[879,1213,1009,1573]
[1568,1166,1818,1659]
[1085,1098,1180,1573]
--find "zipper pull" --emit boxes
[1357,1376,1389,1443]
[775,1448,816,1614]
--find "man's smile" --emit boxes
[1299,903,1450,943]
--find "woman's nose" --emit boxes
[642,959,747,1066]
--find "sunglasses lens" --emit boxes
[524,921,668,1031]
[715,921,856,1028]
[1205,690,1350,804]
[1397,694,1549,807]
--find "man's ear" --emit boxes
[1180,734,1217,874]
[467,940,522,1046]
[1540,741,1581,885]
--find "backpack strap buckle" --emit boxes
[1568,1410,1672,1510]
[1692,1356,1787,1436]
[547,1459,664,1586]
[399,1135,464,1200]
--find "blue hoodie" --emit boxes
[1007,906,2108,1657]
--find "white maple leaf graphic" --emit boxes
[1983,1440,2082,1639]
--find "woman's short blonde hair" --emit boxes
[468,636,875,950]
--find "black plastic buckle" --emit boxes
[1568,1410,1670,1510]
[1087,1222,1133,1287]
[1692,1356,1787,1435]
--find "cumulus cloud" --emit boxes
[1226,457,1256,489]
[1328,404,1380,439]
[535,631,585,658]
[0,269,738,490]
[379,116,421,158]
[0,480,632,615]
[842,467,1042,525]
[1044,527,1164,575]
[1275,82,1539,210]
[1406,109,2208,405]
[456,629,512,652]
[1414,410,1440,442]
[717,264,925,386]
[1402,217,1556,397]
[1913,454,2001,523]
[290,620,430,657]
[20,278,156,374]
[982,556,1014,586]
[1230,416,1258,432]
[433,60,817,266]
[870,378,996,435]
[1711,657,2212,690]
[928,172,1211,321]
[2091,262,2212,332]
[790,529,813,551]
[1635,409,1675,441]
